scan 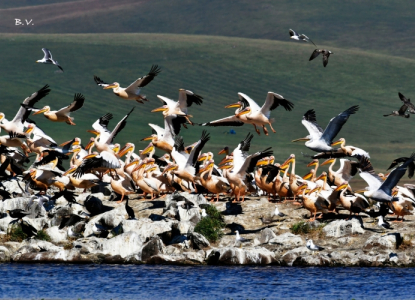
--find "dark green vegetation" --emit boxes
[35,229,51,242]
[1,32,414,176]
[194,206,225,242]
[291,221,326,238]
[7,225,28,242]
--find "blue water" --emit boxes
[1,264,415,299]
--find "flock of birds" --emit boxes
[2,30,415,240]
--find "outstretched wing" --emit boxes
[309,49,320,61]
[321,105,359,145]
[57,93,85,114]
[125,65,161,92]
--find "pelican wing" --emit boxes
[92,113,113,140]
[260,92,294,117]
[148,123,165,139]
[236,147,273,175]
[157,95,179,111]
[105,107,134,144]
[302,109,323,139]
[125,65,161,92]
[94,75,109,87]
[289,29,297,37]
[31,124,57,146]
[380,153,415,196]
[358,156,383,191]
[73,152,120,178]
[321,105,359,145]
[186,131,210,170]
[57,93,85,115]
[238,92,261,112]
[13,85,51,125]
[178,89,203,111]
[338,159,359,182]
[162,116,176,146]
[398,103,409,115]
[200,114,244,127]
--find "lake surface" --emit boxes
[1,263,414,299]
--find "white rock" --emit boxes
[323,218,365,237]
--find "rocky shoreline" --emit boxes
[1,180,414,267]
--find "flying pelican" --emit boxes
[141,116,178,153]
[309,49,333,67]
[234,92,294,135]
[330,138,370,158]
[25,93,84,125]
[384,92,415,118]
[36,48,63,72]
[94,65,161,103]
[0,85,50,135]
[387,157,415,179]
[289,29,316,46]
[357,154,415,202]
[292,106,359,152]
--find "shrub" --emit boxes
[291,221,311,234]
[35,230,51,242]
[7,225,28,242]
[194,205,225,243]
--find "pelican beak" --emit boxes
[141,136,153,141]
[256,159,269,166]
[24,127,34,135]
[125,160,139,169]
[87,130,100,136]
[235,108,250,118]
[306,160,318,167]
[85,140,94,150]
[118,145,133,157]
[218,148,227,155]
[320,158,335,166]
[63,167,76,176]
[295,184,308,195]
[303,172,313,180]
[141,144,154,155]
[104,84,117,89]
[334,184,348,192]
[392,190,399,197]
[151,106,168,113]
[309,186,320,194]
[218,164,232,170]
[315,173,327,181]
[33,108,48,115]
[198,154,208,162]
[29,169,36,177]
[354,190,366,194]
[224,102,242,109]
[292,137,310,142]
[281,157,295,167]
[112,145,120,154]
[219,157,233,165]
[83,154,97,160]
[280,164,289,170]
[331,139,342,146]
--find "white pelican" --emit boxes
[27,93,84,125]
[234,92,294,135]
[141,116,177,153]
[292,106,359,152]
[94,65,161,103]
[36,48,63,72]
[334,184,369,217]
[296,184,329,221]
[0,85,50,135]
[357,155,415,202]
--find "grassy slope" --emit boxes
[1,33,414,176]
[2,1,415,58]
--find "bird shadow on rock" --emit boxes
[148,213,166,221]
[225,222,264,235]
[143,200,166,210]
[221,202,243,216]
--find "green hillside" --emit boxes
[2,1,415,58]
[1,33,414,175]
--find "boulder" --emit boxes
[141,236,165,261]
[0,246,11,262]
[189,232,210,249]
[146,251,205,265]
[177,206,201,224]
[45,226,68,244]
[259,228,277,244]
[84,205,126,237]
[363,233,402,251]
[206,247,276,265]
[323,218,365,237]
[121,218,176,243]
[268,232,303,249]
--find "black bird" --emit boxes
[309,49,333,67]
[125,198,135,220]
[59,214,84,229]
[20,220,38,238]
[384,92,415,118]
[7,209,30,220]
[387,157,415,178]
[51,189,77,206]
